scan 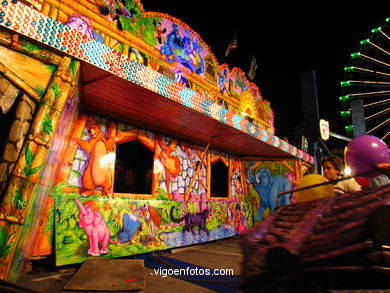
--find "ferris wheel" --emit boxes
[340,17,390,142]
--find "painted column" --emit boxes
[0,56,80,280]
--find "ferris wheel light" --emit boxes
[344,66,354,72]
[351,52,361,58]
[345,125,354,133]
[340,110,351,118]
[339,95,350,102]
[340,17,388,141]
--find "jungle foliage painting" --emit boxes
[55,193,244,265]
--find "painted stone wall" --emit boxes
[0,79,36,194]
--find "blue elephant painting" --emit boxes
[247,162,293,220]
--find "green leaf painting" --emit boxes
[50,82,62,107]
[25,143,33,167]
[156,187,169,200]
[0,227,14,258]
[42,111,53,135]
[69,60,78,77]
[13,189,27,210]
[23,143,41,177]
[35,85,46,98]
[22,42,39,53]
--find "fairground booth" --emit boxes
[0,0,314,280]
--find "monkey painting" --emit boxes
[157,137,181,197]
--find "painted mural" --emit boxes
[95,0,209,76]
[54,195,247,265]
[49,113,253,265]
[157,21,206,75]
[245,160,297,221]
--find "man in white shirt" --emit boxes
[322,156,361,195]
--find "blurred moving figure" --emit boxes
[370,163,390,187]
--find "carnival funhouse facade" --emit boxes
[0,0,314,280]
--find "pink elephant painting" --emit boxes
[75,198,115,256]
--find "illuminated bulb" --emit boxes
[340,110,351,118]
[350,52,361,59]
[344,167,351,176]
[344,66,354,72]
[345,125,354,132]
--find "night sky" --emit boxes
[140,1,388,149]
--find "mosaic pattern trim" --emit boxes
[0,1,315,164]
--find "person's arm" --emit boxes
[347,178,361,193]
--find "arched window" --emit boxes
[114,140,153,194]
[210,160,228,197]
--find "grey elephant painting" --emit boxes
[247,162,293,220]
